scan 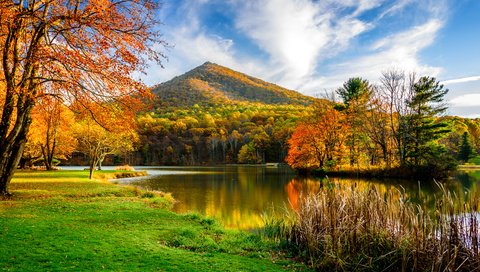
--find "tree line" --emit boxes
[16,72,480,182]
[286,71,480,179]
[135,103,312,165]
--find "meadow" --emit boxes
[0,170,307,271]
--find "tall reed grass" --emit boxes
[264,181,480,271]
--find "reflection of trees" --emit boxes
[138,166,297,229]
[134,167,480,229]
[285,178,321,211]
[286,177,408,212]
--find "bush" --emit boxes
[114,165,135,171]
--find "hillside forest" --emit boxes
[21,63,480,179]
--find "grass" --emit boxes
[0,170,308,271]
[264,180,480,271]
[468,156,480,165]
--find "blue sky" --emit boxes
[144,0,480,118]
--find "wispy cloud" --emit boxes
[234,0,374,88]
[300,19,444,93]
[146,0,449,94]
[449,94,480,107]
[442,76,480,85]
[378,0,414,19]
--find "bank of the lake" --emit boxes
[0,170,308,271]
[312,164,457,180]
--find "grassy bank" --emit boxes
[0,170,307,271]
[264,180,480,271]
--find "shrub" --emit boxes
[114,165,135,171]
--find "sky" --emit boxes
[144,0,480,118]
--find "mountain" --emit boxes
[152,62,316,106]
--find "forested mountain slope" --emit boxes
[152,62,316,106]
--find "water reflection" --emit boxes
[131,166,480,230]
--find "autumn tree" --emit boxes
[286,104,348,170]
[24,98,76,169]
[238,142,260,164]
[0,0,164,195]
[74,118,138,179]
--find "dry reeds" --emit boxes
[114,165,136,171]
[265,181,480,271]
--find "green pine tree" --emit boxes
[458,132,474,162]
[404,76,454,177]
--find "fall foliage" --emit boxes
[136,103,311,165]
[23,98,76,169]
[286,72,461,179]
[74,116,138,179]
[286,104,348,169]
[0,0,164,195]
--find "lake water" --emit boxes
[125,165,480,230]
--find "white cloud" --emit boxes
[449,94,480,107]
[144,0,449,96]
[300,19,444,93]
[234,0,373,89]
[442,76,480,85]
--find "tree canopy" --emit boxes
[0,0,165,195]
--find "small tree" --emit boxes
[238,142,260,164]
[286,105,348,170]
[458,132,474,163]
[75,119,138,179]
[25,98,77,170]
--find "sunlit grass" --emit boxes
[0,170,306,271]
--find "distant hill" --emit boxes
[152,62,316,106]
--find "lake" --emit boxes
[125,165,480,230]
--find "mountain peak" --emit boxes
[153,63,315,107]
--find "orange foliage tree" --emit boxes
[24,98,76,170]
[286,105,348,170]
[0,1,164,195]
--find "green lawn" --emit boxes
[0,170,306,271]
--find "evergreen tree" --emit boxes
[336,77,371,107]
[336,78,371,166]
[458,132,474,162]
[404,76,453,175]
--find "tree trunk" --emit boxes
[41,145,52,170]
[0,139,28,196]
[0,99,35,196]
[0,123,32,196]
[98,155,105,170]
[89,156,99,180]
